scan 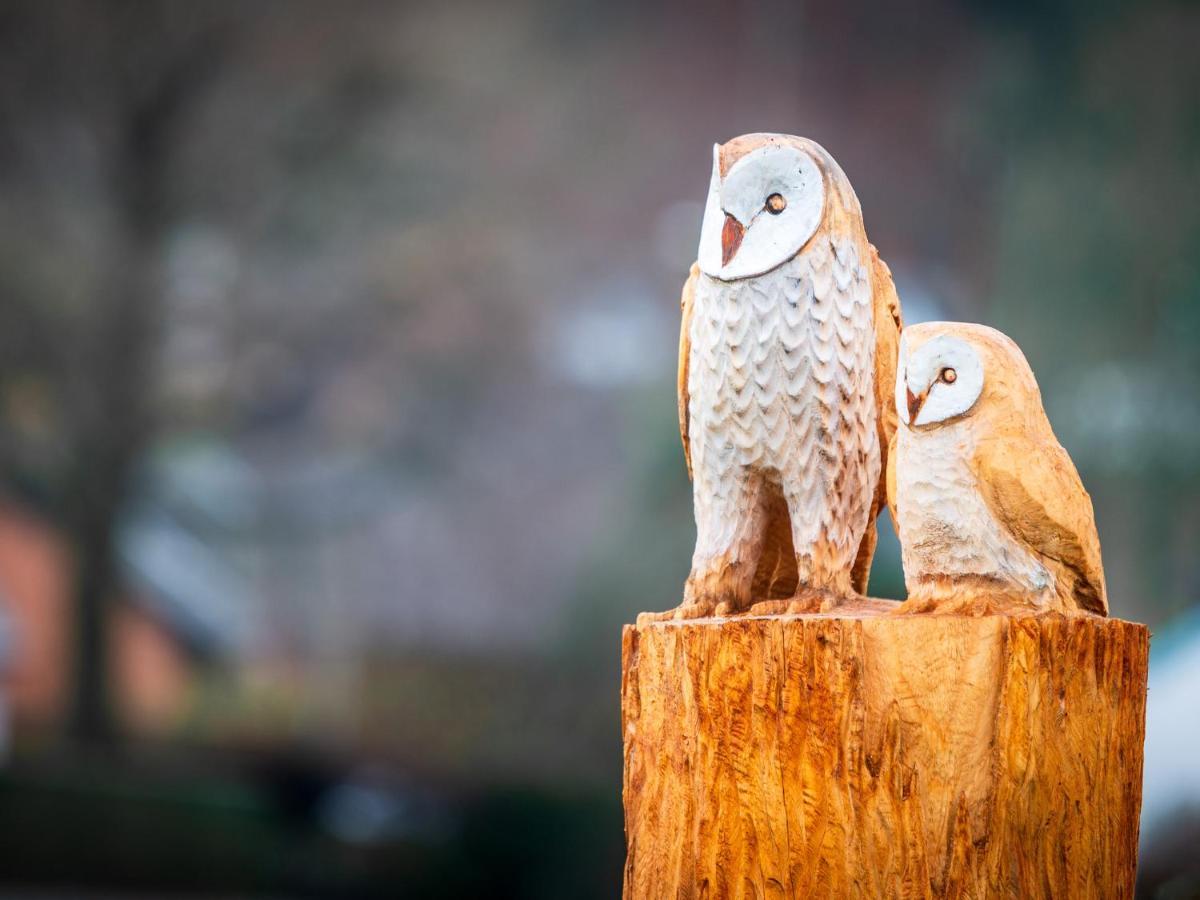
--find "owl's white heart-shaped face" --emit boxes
[697,143,825,281]
[897,332,984,428]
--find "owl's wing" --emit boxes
[971,437,1108,615]
[678,264,700,480]
[869,244,903,473]
[885,430,898,530]
[849,246,904,594]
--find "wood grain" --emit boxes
[669,133,901,620]
[892,322,1108,617]
[621,609,1147,899]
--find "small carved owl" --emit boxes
[888,322,1108,616]
[656,134,903,620]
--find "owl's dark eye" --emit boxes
[765,193,786,215]
[940,367,957,384]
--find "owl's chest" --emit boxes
[689,253,867,399]
[897,428,1049,589]
[692,269,810,360]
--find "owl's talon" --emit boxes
[818,595,842,613]
[747,599,791,616]
[636,608,679,625]
[785,588,843,614]
[890,596,937,616]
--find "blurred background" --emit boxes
[0,0,1195,897]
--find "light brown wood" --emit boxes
[622,607,1147,899]
[892,323,1108,617]
[664,134,903,622]
[678,263,699,482]
[851,243,904,595]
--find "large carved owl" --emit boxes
[661,134,903,619]
[888,322,1108,616]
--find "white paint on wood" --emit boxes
[892,321,1107,614]
[697,143,824,281]
[896,332,984,427]
[895,417,1053,600]
[689,233,877,584]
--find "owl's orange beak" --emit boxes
[906,385,927,423]
[721,213,745,267]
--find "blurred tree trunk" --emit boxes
[66,16,224,744]
[65,250,158,744]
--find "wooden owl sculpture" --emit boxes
[888,322,1108,616]
[662,134,903,620]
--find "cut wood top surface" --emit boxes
[634,598,1145,626]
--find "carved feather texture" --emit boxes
[687,233,879,594]
[896,424,1054,604]
[678,265,699,480]
[972,437,1108,614]
[852,244,904,592]
[894,322,1109,615]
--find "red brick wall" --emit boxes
[0,503,192,733]
[0,505,71,727]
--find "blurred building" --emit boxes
[0,498,209,736]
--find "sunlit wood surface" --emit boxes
[622,609,1147,899]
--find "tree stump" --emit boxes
[621,606,1148,899]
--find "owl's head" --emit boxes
[897,322,1042,430]
[697,134,856,281]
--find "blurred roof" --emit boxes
[118,507,253,659]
